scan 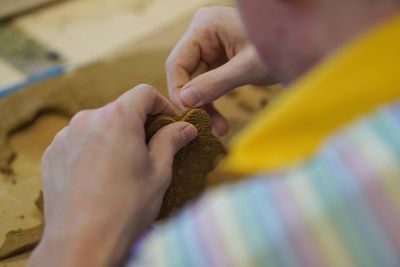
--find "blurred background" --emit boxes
[0,1,280,266]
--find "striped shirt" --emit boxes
[126,102,400,267]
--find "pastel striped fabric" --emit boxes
[126,102,400,267]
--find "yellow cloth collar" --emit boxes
[223,14,400,175]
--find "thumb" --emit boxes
[179,46,267,107]
[148,121,198,175]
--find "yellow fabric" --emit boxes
[223,14,400,175]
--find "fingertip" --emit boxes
[180,85,203,107]
[212,124,229,136]
[211,116,229,136]
[181,123,198,145]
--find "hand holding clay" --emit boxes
[166,6,271,136]
[146,109,225,219]
[28,84,197,267]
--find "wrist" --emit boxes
[29,235,111,267]
[28,221,136,267]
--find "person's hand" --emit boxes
[28,85,198,267]
[166,6,272,136]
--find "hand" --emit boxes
[166,6,272,136]
[28,85,197,267]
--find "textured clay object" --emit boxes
[146,109,226,219]
[0,192,44,260]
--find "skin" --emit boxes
[28,85,198,267]
[168,0,399,133]
[166,6,272,136]
[29,0,400,266]
[237,0,399,83]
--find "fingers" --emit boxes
[166,36,203,109]
[179,46,268,108]
[166,8,225,109]
[190,61,209,79]
[69,109,93,125]
[148,122,198,180]
[115,84,177,125]
[178,63,239,107]
[203,104,229,136]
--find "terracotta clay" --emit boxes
[146,109,226,219]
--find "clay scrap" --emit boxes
[0,224,43,260]
[0,192,44,260]
[146,109,226,219]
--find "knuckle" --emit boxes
[110,101,124,114]
[104,101,124,116]
[134,83,155,94]
[195,6,212,18]
[70,110,89,125]
[194,6,222,23]
[132,84,158,104]
[92,102,125,131]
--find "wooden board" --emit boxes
[0,0,61,20]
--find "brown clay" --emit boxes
[146,109,226,219]
[0,193,44,260]
[0,224,43,260]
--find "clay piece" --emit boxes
[0,191,44,260]
[146,109,226,219]
[0,224,43,260]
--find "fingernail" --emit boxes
[212,124,225,137]
[212,126,221,137]
[181,124,198,143]
[180,86,202,107]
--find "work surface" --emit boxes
[0,0,281,266]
